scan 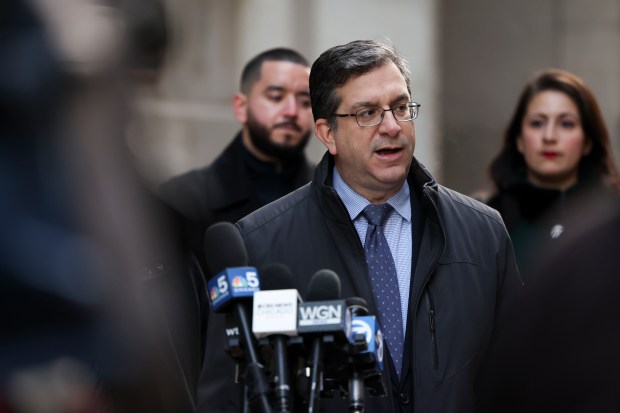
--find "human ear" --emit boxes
[315,119,337,155]
[232,93,248,124]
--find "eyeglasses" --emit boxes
[330,101,421,127]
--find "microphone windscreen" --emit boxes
[204,222,249,274]
[260,263,295,290]
[346,297,369,316]
[305,269,341,301]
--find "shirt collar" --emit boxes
[332,166,411,222]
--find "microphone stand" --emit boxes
[348,369,364,413]
[235,304,273,413]
[307,337,323,413]
[272,336,292,413]
[241,378,249,413]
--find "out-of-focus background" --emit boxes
[129,0,620,195]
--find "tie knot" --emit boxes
[363,203,393,226]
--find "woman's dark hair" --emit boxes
[489,68,620,191]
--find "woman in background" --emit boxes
[477,68,620,412]
[486,68,620,272]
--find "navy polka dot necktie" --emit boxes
[363,203,404,377]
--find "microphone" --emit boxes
[346,297,369,413]
[302,294,386,413]
[297,269,350,413]
[345,298,386,412]
[204,222,259,313]
[204,222,272,413]
[204,222,255,364]
[252,263,302,413]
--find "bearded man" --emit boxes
[160,47,314,274]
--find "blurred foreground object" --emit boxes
[476,195,620,412]
[0,0,206,411]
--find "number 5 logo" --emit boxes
[246,271,259,288]
[217,275,229,293]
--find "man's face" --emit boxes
[236,60,313,161]
[316,62,416,203]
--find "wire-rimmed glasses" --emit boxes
[331,101,421,127]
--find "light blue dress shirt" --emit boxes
[332,167,412,334]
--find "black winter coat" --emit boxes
[160,133,314,273]
[486,179,618,274]
[231,153,522,413]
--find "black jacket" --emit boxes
[486,179,618,274]
[160,133,314,272]
[231,153,522,413]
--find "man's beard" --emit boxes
[246,111,310,162]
